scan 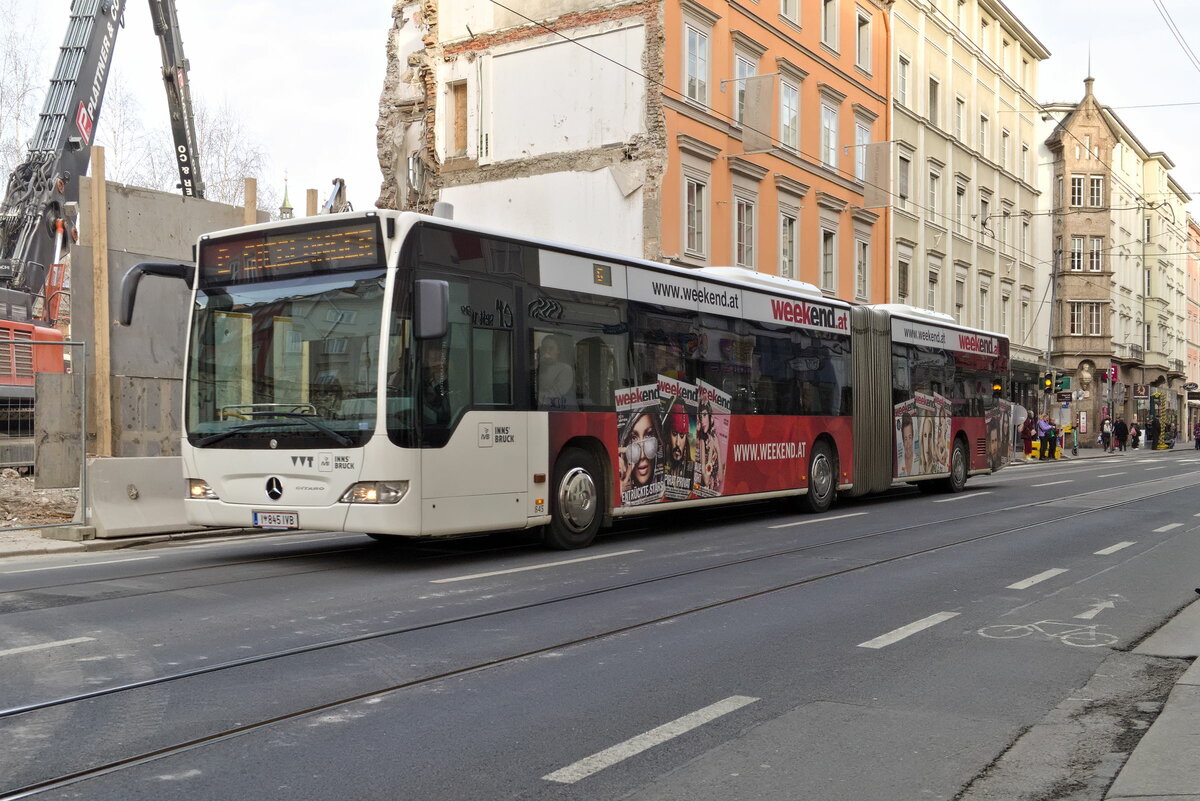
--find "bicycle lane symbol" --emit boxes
[977,620,1119,648]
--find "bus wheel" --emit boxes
[543,448,603,549]
[801,441,837,513]
[941,438,969,493]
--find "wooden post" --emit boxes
[243,177,257,225]
[90,147,113,457]
[306,189,318,217]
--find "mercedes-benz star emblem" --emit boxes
[265,477,283,500]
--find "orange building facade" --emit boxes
[660,0,892,302]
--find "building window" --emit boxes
[821,229,837,289]
[954,97,965,139]
[781,81,800,151]
[955,184,966,231]
[734,55,755,125]
[979,285,989,327]
[1089,175,1104,207]
[780,0,799,23]
[898,259,909,297]
[735,197,755,268]
[1089,236,1103,271]
[1070,176,1084,207]
[779,212,797,278]
[979,194,990,231]
[1021,219,1029,256]
[685,24,710,106]
[928,170,940,215]
[1144,216,1152,241]
[927,269,939,311]
[449,81,468,156]
[855,240,869,299]
[897,154,911,209]
[1001,294,1010,333]
[1070,302,1102,336]
[855,123,870,180]
[979,115,989,156]
[897,56,910,106]
[1021,292,1031,341]
[1000,130,1010,170]
[1055,175,1063,206]
[1070,236,1084,270]
[1020,144,1029,181]
[955,278,965,321]
[821,103,839,166]
[928,77,940,125]
[822,0,838,47]
[856,13,871,70]
[685,176,707,257]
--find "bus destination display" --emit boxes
[198,220,384,286]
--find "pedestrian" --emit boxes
[1113,417,1128,452]
[1148,418,1160,450]
[1194,420,1200,450]
[1020,412,1036,458]
[1130,421,1140,449]
[1037,414,1054,460]
[1101,417,1112,452]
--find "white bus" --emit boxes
[122,210,1011,549]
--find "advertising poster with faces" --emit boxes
[694,380,731,497]
[658,375,697,501]
[616,383,666,506]
[894,392,951,477]
[986,400,1012,471]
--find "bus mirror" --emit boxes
[414,279,449,339]
[118,261,195,326]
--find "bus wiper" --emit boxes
[196,413,354,447]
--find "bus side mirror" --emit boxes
[414,279,449,340]
[119,261,195,326]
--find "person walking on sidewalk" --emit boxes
[1101,417,1113,452]
[1037,414,1054,460]
[1130,421,1140,449]
[1020,412,1036,459]
[1193,420,1200,450]
[1113,417,1128,452]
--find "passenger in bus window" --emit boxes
[536,334,576,410]
[420,347,451,425]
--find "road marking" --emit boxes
[0,637,95,658]
[1153,523,1183,532]
[542,695,759,784]
[1095,541,1136,555]
[1075,600,1116,620]
[1031,480,1073,487]
[769,511,867,529]
[431,550,643,583]
[1007,568,1069,590]
[3,556,158,574]
[1145,466,1167,471]
[933,491,992,503]
[271,536,354,546]
[1136,459,1156,463]
[857,612,960,649]
[1097,472,1126,478]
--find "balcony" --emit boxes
[1130,344,1144,361]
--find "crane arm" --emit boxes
[148,0,204,199]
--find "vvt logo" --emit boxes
[291,456,313,467]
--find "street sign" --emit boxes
[1056,391,1073,402]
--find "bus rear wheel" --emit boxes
[543,447,603,550]
[800,441,836,513]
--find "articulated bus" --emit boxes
[121,210,1010,549]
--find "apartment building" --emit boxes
[1187,216,1200,433]
[1040,77,1191,438]
[377,0,891,300]
[889,0,1050,409]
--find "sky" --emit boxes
[10,0,393,213]
[1004,0,1200,216]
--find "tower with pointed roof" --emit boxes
[278,174,294,220]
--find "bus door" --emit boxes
[417,272,528,535]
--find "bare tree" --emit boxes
[190,96,278,212]
[0,0,45,182]
[94,73,177,191]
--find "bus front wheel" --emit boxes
[800,441,837,513]
[543,447,603,550]
[941,438,969,493]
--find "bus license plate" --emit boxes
[253,511,299,529]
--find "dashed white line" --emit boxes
[1145,466,1167,471]
[1153,523,1183,533]
[1007,568,1069,590]
[933,491,992,503]
[431,550,643,583]
[1097,472,1126,478]
[3,556,158,574]
[0,637,95,658]
[769,511,867,529]
[1095,541,1136,555]
[542,695,759,783]
[1031,480,1073,488]
[857,612,960,649]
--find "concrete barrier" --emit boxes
[82,456,201,538]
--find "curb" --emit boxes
[0,527,274,559]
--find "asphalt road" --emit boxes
[1,448,1198,800]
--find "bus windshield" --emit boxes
[185,269,387,448]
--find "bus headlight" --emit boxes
[340,481,409,504]
[187,479,219,500]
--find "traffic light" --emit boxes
[1055,375,1070,392]
[992,379,1004,398]
[1043,373,1054,394]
